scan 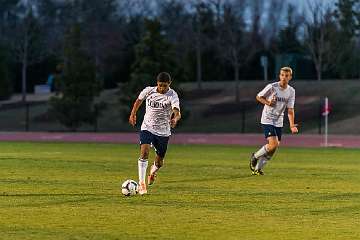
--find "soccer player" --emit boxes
[249,67,298,175]
[129,72,181,195]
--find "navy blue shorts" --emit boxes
[262,124,282,141]
[139,130,169,158]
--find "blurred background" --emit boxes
[0,0,359,134]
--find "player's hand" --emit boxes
[129,114,136,127]
[268,95,277,107]
[290,124,298,134]
[170,118,179,128]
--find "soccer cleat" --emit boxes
[252,170,264,176]
[249,153,258,171]
[138,182,147,195]
[148,173,157,186]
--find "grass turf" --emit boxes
[0,142,359,239]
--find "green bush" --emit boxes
[49,25,103,131]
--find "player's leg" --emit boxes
[148,155,164,185]
[264,126,282,161]
[252,156,266,175]
[252,125,281,175]
[148,135,169,185]
[138,131,153,195]
[250,124,274,171]
[265,135,280,155]
[253,136,279,175]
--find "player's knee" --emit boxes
[140,145,151,159]
[156,158,164,168]
[140,151,149,159]
[267,144,274,152]
[157,161,163,168]
[268,142,279,152]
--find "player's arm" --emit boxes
[287,108,298,134]
[129,98,143,127]
[256,95,276,107]
[170,107,181,128]
[256,85,276,106]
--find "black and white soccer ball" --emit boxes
[121,179,139,196]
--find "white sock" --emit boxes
[138,158,148,184]
[254,145,268,159]
[255,157,267,171]
[150,163,159,175]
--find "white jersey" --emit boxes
[138,86,180,137]
[257,82,295,127]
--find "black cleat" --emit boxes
[249,153,258,171]
[251,169,264,176]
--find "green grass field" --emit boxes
[0,142,359,240]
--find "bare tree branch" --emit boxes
[304,0,337,81]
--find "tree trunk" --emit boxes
[95,53,102,85]
[196,17,202,90]
[316,61,322,81]
[317,69,322,81]
[94,24,103,87]
[22,37,28,102]
[196,40,202,90]
[235,63,240,103]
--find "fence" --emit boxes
[0,99,358,135]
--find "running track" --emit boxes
[0,132,359,148]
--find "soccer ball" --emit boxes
[121,179,139,196]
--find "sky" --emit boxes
[288,0,337,15]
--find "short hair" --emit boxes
[157,72,171,83]
[280,66,293,75]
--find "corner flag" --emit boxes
[322,97,330,147]
[322,97,331,116]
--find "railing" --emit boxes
[0,100,358,134]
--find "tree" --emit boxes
[49,25,103,131]
[119,19,176,117]
[36,0,65,55]
[9,2,46,102]
[277,4,303,54]
[335,0,360,38]
[0,45,12,100]
[79,0,119,86]
[304,1,338,81]
[0,0,19,100]
[334,0,360,78]
[191,2,217,89]
[0,0,20,40]
[157,0,192,83]
[261,0,285,51]
[217,2,249,102]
